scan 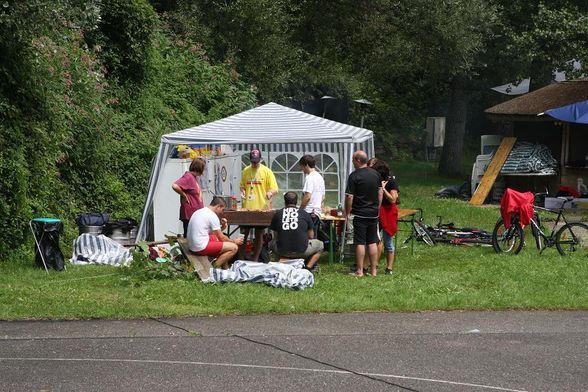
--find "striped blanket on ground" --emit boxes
[204,259,314,290]
[71,234,133,266]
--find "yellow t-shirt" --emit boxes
[240,164,278,210]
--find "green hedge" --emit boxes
[0,1,255,258]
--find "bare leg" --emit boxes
[367,243,379,276]
[355,244,366,275]
[215,242,238,269]
[238,227,251,260]
[251,227,264,261]
[386,251,395,271]
[306,251,322,269]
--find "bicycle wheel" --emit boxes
[555,222,588,256]
[492,218,524,254]
[413,221,435,246]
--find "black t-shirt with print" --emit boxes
[270,207,313,254]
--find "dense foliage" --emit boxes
[0,0,255,257]
[1,0,587,258]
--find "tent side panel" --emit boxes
[137,142,172,241]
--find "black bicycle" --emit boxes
[492,194,588,256]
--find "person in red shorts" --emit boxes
[187,196,243,269]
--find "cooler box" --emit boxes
[544,197,588,210]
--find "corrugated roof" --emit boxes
[162,102,373,145]
[485,79,588,117]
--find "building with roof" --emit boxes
[485,79,588,193]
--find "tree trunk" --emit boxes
[438,75,469,177]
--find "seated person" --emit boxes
[269,191,323,270]
[187,196,243,269]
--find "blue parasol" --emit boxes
[545,100,588,124]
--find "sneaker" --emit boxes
[384,268,394,275]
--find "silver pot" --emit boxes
[79,225,103,236]
[108,227,137,247]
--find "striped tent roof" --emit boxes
[162,102,373,144]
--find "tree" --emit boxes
[436,0,588,176]
[391,0,499,176]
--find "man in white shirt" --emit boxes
[299,155,325,238]
[187,196,243,269]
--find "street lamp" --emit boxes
[353,98,373,128]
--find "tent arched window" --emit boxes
[270,153,303,208]
[240,152,339,209]
[313,154,339,208]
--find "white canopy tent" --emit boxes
[138,102,374,240]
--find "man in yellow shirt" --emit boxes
[239,149,278,261]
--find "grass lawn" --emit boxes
[1,160,587,320]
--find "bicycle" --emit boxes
[425,216,493,247]
[401,209,435,247]
[492,194,588,256]
[405,213,492,247]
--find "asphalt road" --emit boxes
[1,311,587,391]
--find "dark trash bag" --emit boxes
[104,217,137,235]
[76,212,109,227]
[31,218,65,271]
[435,181,471,200]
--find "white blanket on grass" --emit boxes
[204,259,314,290]
[71,234,133,266]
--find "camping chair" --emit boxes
[29,217,66,273]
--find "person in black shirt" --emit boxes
[269,191,324,270]
[345,151,382,276]
[368,158,399,275]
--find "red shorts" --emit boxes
[193,235,223,257]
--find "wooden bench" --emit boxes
[176,238,211,281]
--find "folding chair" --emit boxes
[30,217,65,273]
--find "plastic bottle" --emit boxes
[337,203,343,217]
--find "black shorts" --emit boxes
[353,216,380,245]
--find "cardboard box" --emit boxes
[544,197,588,210]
